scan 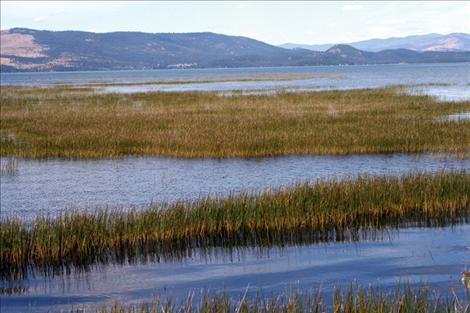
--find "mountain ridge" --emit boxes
[1,28,469,72]
[280,33,470,52]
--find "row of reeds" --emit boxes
[95,285,469,313]
[1,86,469,158]
[1,171,469,281]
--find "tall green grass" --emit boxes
[1,86,469,158]
[1,171,469,281]
[95,285,469,313]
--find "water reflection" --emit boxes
[1,225,469,313]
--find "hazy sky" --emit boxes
[1,1,469,45]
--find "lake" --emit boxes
[1,63,469,101]
[2,153,469,219]
[1,224,469,313]
[1,63,469,312]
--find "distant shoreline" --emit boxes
[2,61,470,77]
[2,28,469,73]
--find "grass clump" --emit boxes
[94,285,469,313]
[1,86,469,158]
[1,171,469,281]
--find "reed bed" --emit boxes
[1,86,469,158]
[1,171,469,281]
[94,285,469,313]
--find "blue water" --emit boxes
[1,153,469,219]
[408,85,470,101]
[1,63,469,100]
[1,63,469,312]
[2,225,469,313]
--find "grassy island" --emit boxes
[1,171,469,280]
[1,86,469,158]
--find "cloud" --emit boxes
[342,4,363,11]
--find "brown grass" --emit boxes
[95,285,469,313]
[1,171,469,281]
[1,86,469,158]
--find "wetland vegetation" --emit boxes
[1,171,469,281]
[92,285,470,313]
[1,86,469,158]
[1,20,469,313]
[1,78,469,311]
[72,73,334,87]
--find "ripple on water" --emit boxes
[1,153,470,218]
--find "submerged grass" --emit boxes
[1,171,469,281]
[1,86,469,158]
[94,285,470,313]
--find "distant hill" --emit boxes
[1,28,469,72]
[280,33,470,52]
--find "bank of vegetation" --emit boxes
[1,171,469,281]
[1,86,469,158]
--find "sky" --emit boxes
[1,1,469,45]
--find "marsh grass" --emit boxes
[1,171,469,281]
[93,285,469,313]
[1,86,469,158]
[59,73,343,87]
[0,157,18,174]
[77,73,331,87]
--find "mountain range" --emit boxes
[1,28,469,72]
[280,33,470,52]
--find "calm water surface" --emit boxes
[1,153,469,219]
[407,85,470,101]
[1,63,469,312]
[1,225,469,313]
[1,63,469,100]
